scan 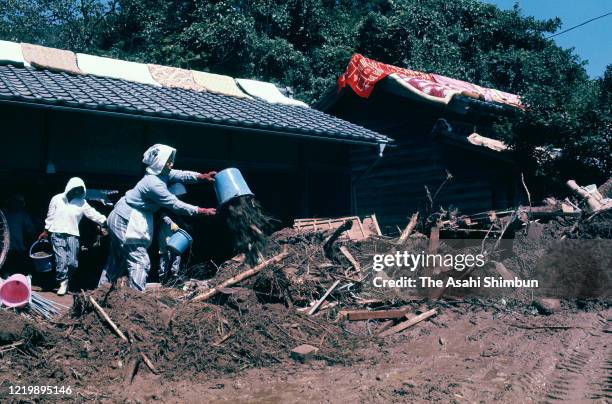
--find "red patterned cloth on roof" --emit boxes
[338,54,522,109]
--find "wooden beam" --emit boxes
[346,308,410,321]
[192,250,290,302]
[398,212,419,244]
[378,308,438,337]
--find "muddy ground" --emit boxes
[1,294,610,403]
[1,211,611,403]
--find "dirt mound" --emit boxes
[0,310,45,347]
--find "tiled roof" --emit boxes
[0,64,392,145]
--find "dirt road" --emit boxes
[114,307,611,403]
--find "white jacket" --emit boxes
[44,177,107,237]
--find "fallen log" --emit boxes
[398,212,419,244]
[192,249,290,302]
[0,340,25,353]
[308,279,340,315]
[378,308,438,337]
[89,296,128,342]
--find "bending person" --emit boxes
[39,178,107,295]
[98,144,216,291]
[157,183,189,284]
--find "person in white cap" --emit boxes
[98,144,216,291]
[39,177,107,295]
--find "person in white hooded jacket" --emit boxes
[39,177,107,295]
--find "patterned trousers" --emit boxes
[51,233,80,282]
[159,250,182,282]
[98,210,150,291]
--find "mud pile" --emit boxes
[221,195,277,266]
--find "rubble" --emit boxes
[1,180,611,401]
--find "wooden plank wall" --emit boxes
[328,88,518,234]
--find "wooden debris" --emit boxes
[346,308,410,321]
[140,352,158,374]
[88,296,128,342]
[212,333,234,347]
[323,220,352,261]
[362,214,382,236]
[398,212,419,244]
[192,250,290,302]
[379,308,438,337]
[294,216,372,241]
[308,280,340,315]
[290,344,319,362]
[0,340,25,353]
[566,179,603,211]
[339,246,361,273]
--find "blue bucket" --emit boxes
[29,240,53,273]
[214,168,254,206]
[167,229,193,255]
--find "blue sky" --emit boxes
[485,0,611,78]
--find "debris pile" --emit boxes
[1,179,611,399]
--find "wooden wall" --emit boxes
[0,103,353,260]
[328,89,519,234]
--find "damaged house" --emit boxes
[317,54,524,232]
[0,42,392,264]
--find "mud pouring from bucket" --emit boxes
[213,168,275,266]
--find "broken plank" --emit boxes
[398,212,419,244]
[378,308,438,337]
[308,280,340,315]
[347,309,409,321]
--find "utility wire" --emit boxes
[546,10,612,39]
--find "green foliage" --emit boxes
[1,0,610,187]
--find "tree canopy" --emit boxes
[1,0,610,188]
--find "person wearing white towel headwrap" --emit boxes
[98,144,217,291]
